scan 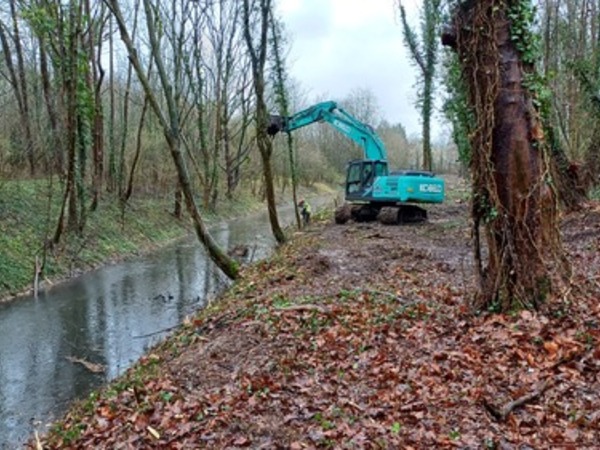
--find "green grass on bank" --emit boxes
[0,179,190,300]
[0,178,334,301]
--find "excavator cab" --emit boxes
[345,160,388,199]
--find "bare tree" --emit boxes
[104,0,239,279]
[398,0,441,172]
[0,1,36,174]
[201,0,253,206]
[242,0,285,244]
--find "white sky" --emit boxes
[277,0,430,138]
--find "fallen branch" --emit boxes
[484,379,551,421]
[65,356,105,374]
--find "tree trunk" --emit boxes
[422,73,433,172]
[443,0,565,310]
[86,0,105,212]
[39,36,63,174]
[242,0,285,245]
[9,0,36,175]
[123,95,149,202]
[105,0,239,280]
[107,14,116,192]
[173,184,183,219]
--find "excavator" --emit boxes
[267,101,445,224]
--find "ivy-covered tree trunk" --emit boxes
[442,0,565,310]
[398,0,441,172]
[269,14,301,229]
[86,0,106,212]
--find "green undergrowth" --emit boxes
[0,178,332,301]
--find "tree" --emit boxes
[84,0,107,212]
[242,0,286,245]
[104,0,239,279]
[398,0,441,172]
[0,0,36,175]
[24,0,95,241]
[269,13,301,229]
[442,0,565,310]
[202,0,253,207]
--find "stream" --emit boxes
[0,199,331,449]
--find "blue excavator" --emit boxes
[267,101,445,224]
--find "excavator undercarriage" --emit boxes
[334,203,427,225]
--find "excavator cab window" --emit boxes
[346,161,378,195]
[362,164,374,186]
[374,161,388,177]
[346,160,389,196]
[346,163,362,193]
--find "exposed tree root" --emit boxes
[483,379,551,422]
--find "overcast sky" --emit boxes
[277,0,435,138]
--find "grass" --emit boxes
[0,178,334,301]
[0,178,189,300]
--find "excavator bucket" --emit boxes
[267,115,285,136]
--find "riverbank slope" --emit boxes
[0,179,332,303]
[34,182,600,448]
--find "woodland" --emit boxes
[0,0,599,447]
[0,0,439,295]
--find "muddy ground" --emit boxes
[37,179,600,449]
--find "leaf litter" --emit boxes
[32,188,600,449]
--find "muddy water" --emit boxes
[0,201,330,449]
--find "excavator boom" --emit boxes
[268,101,387,162]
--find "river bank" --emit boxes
[0,179,334,304]
[32,179,600,448]
[1,184,337,449]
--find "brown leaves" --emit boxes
[34,200,600,449]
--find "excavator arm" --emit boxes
[268,101,387,162]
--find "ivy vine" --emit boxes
[508,0,552,118]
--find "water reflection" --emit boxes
[0,200,331,448]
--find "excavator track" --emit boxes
[334,203,427,225]
[350,204,379,222]
[377,205,427,225]
[334,204,352,224]
[334,204,379,224]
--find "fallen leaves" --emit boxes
[543,340,560,357]
[32,200,600,449]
